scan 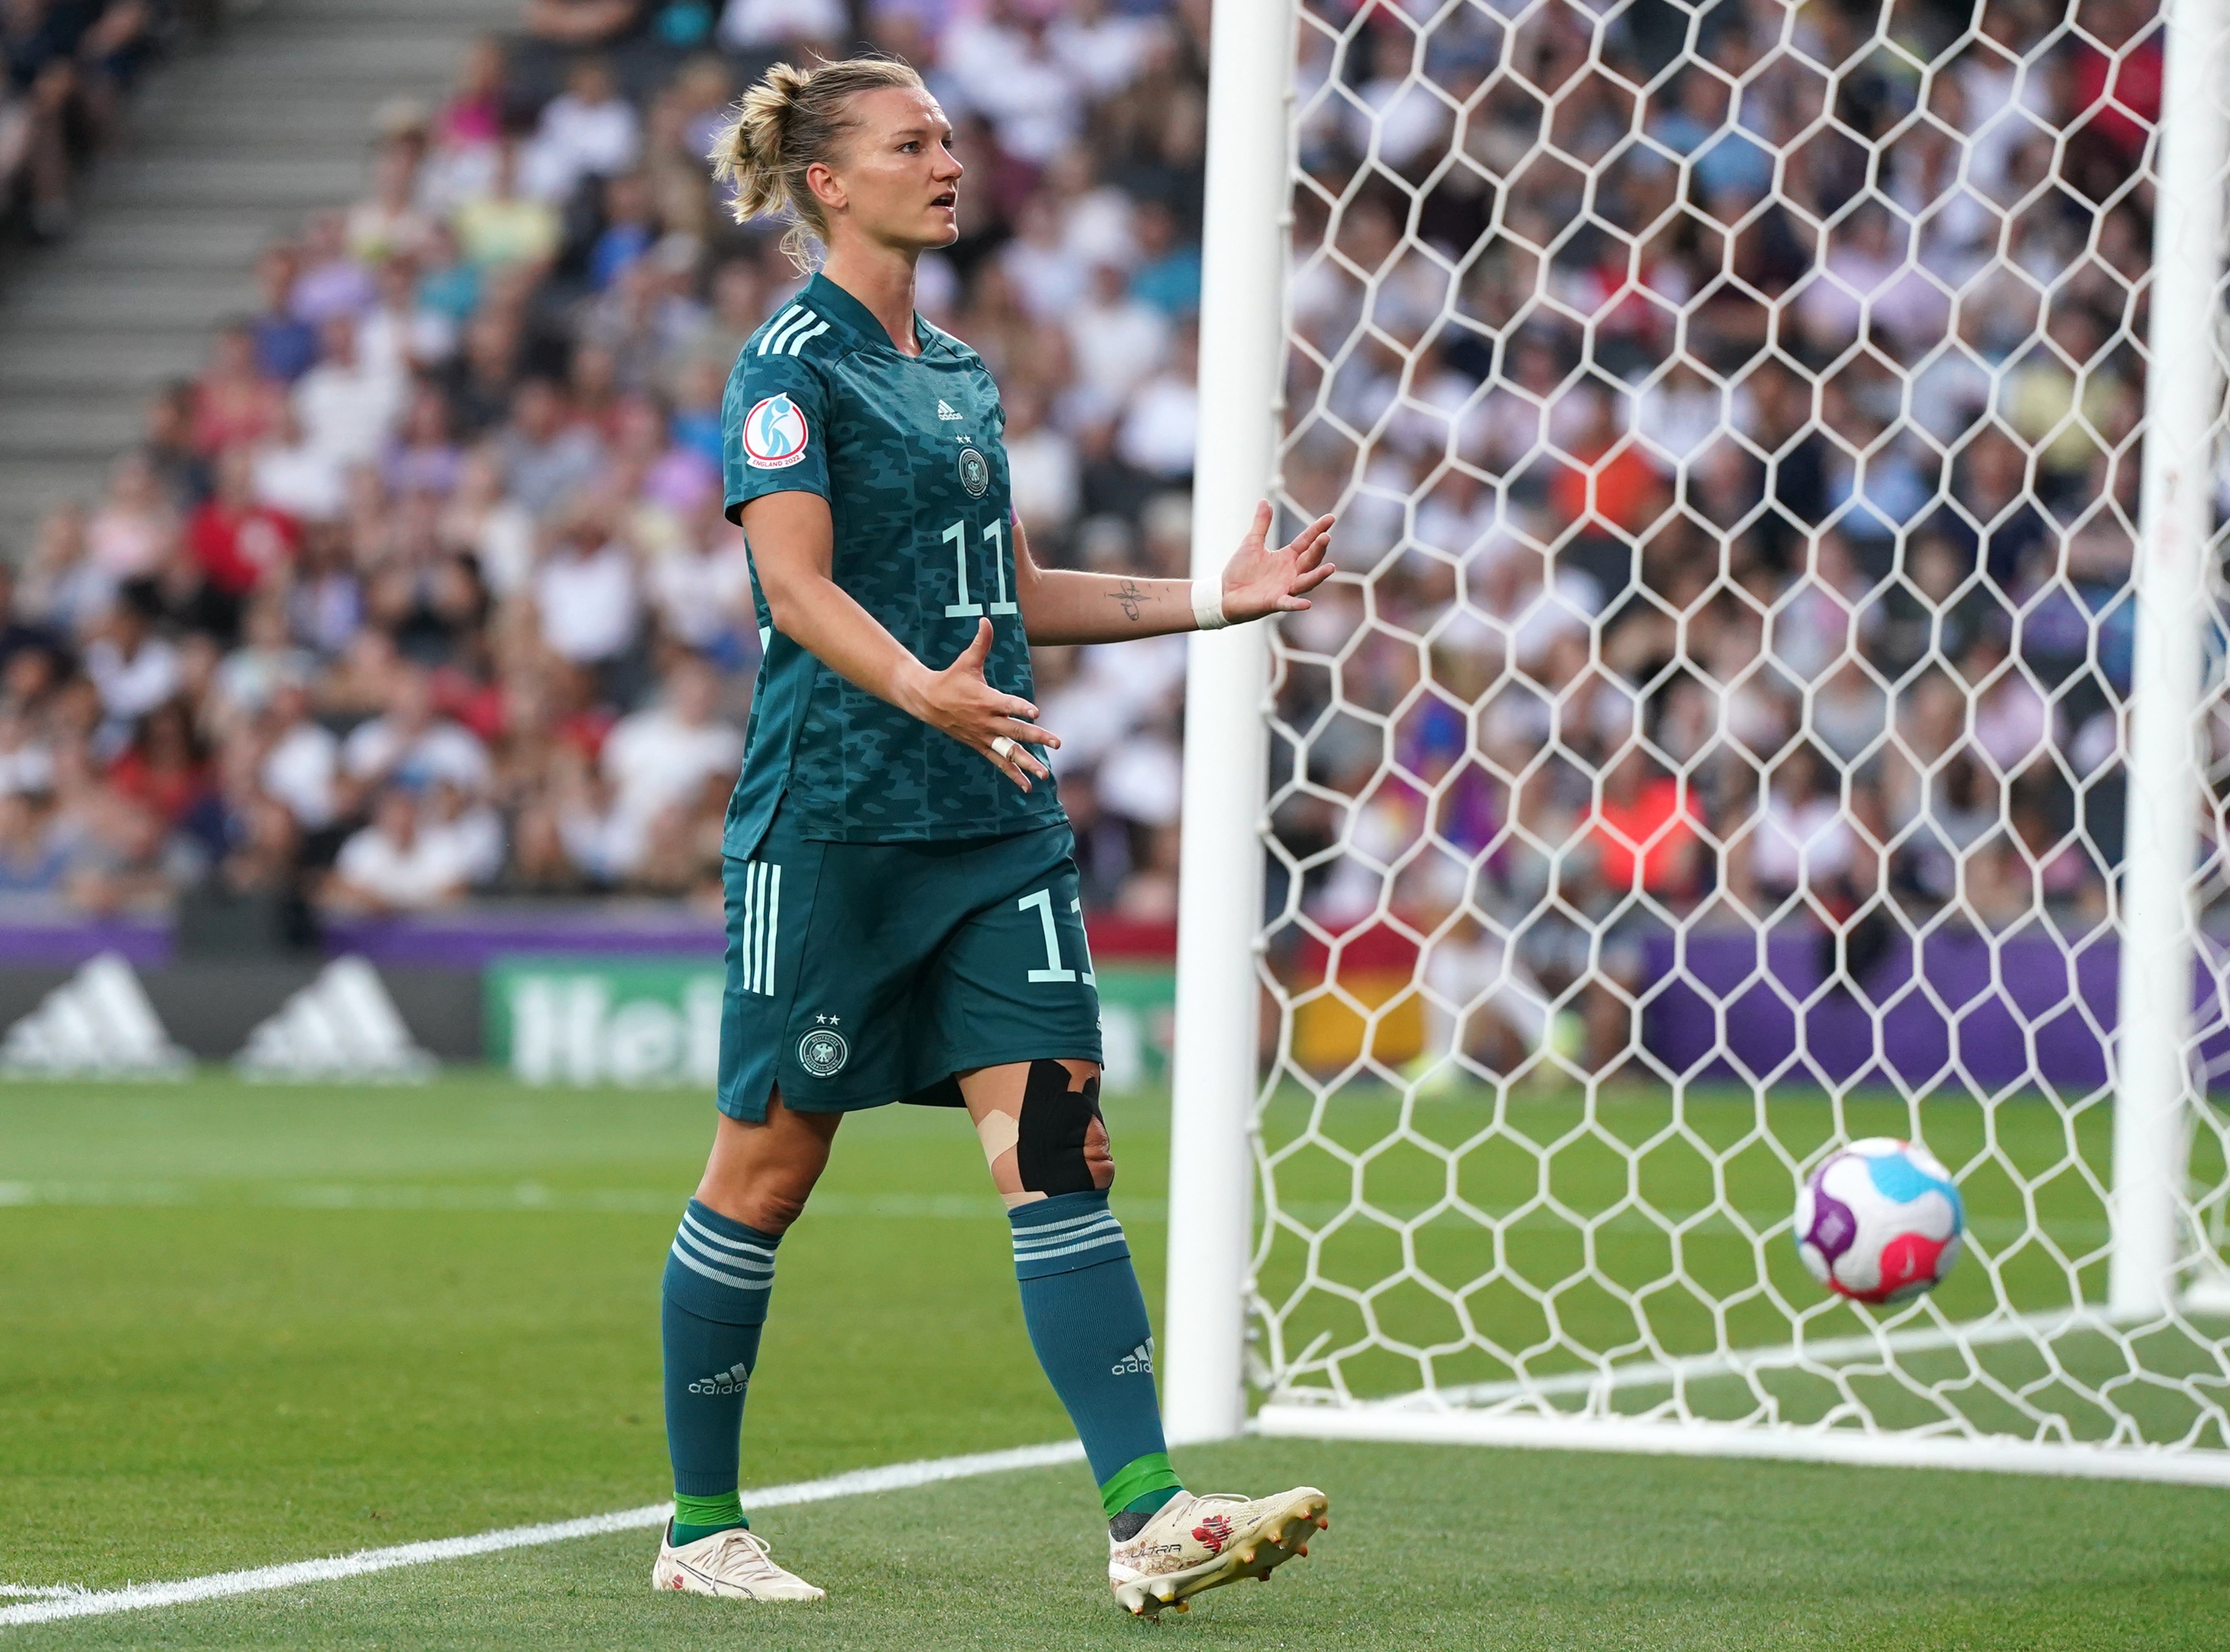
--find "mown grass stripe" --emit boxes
[0,1442,1086,1628]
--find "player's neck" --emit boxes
[817,244,923,357]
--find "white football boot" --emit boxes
[1107,1486,1330,1617]
[651,1522,825,1601]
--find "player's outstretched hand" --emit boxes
[1217,502,1336,626]
[915,618,1060,792]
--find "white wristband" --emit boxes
[1191,578,1230,632]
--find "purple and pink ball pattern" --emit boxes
[1795,1138,1965,1305]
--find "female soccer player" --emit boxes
[651,56,1335,1617]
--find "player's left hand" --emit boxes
[1218,502,1336,625]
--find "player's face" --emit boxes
[830,86,964,254]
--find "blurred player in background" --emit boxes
[649,54,1336,1617]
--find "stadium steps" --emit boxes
[0,0,517,559]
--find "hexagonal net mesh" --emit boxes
[1249,0,2230,1461]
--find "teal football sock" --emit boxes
[662,1200,779,1544]
[1008,1191,1186,1517]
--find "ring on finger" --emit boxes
[990,735,1019,762]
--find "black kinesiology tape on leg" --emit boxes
[1015,1060,1104,1196]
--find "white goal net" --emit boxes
[1238,0,2230,1476]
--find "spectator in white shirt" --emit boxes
[1003,388,1080,541]
[253,402,348,524]
[340,665,492,800]
[259,677,341,832]
[719,0,845,51]
[648,498,754,655]
[942,0,1084,165]
[358,254,457,380]
[84,586,181,727]
[1049,0,1157,98]
[601,656,743,871]
[534,498,640,666]
[423,775,506,887]
[1749,745,1857,903]
[295,316,406,472]
[1116,324,1200,481]
[522,58,641,202]
[1065,261,1169,419]
[326,787,472,911]
[998,195,1089,324]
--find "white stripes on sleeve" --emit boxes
[757,307,829,357]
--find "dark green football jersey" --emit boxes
[720,272,1061,851]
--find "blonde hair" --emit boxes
[709,56,926,271]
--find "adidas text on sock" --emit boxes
[1008,1193,1177,1509]
[662,1201,781,1502]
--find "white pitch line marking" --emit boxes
[0,1441,1086,1629]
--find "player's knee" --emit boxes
[1015,1058,1112,1197]
[743,1182,812,1233]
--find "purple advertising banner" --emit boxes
[1638,928,2228,1094]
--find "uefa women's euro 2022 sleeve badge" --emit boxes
[743,395,811,470]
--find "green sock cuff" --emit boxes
[1123,1484,1183,1518]
[1098,1451,1184,1519]
[671,1490,747,1543]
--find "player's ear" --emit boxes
[804,159,847,217]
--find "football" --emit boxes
[1795,1138,1965,1305]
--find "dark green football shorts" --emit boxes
[716,801,1104,1121]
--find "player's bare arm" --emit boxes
[1012,503,1336,645]
[741,490,1058,792]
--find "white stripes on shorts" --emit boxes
[738,860,783,997]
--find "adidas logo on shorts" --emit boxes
[1111,1339,1154,1376]
[687,1361,752,1396]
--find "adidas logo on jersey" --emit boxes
[936,399,963,421]
[687,1361,752,1396]
[1111,1339,1154,1376]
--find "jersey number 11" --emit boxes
[942,517,1017,618]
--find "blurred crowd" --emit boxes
[1,0,214,240]
[1,0,2192,1010]
[1266,0,2170,1070]
[9,0,1211,922]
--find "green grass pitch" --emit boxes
[4,1074,2228,1648]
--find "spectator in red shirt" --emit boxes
[1548,397,1668,539]
[190,322,285,456]
[187,449,300,598]
[107,697,214,832]
[1591,750,1703,903]
[2062,6,2162,194]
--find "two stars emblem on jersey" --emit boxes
[743,395,810,470]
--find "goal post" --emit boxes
[1167,0,2230,1483]
[2111,0,2230,1322]
[1162,0,1298,1446]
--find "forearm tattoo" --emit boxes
[1108,579,1149,622]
